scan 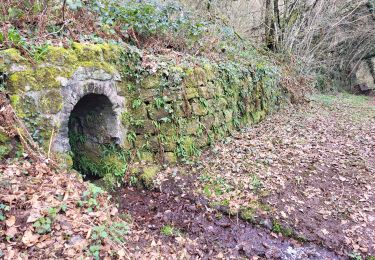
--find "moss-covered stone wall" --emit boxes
[0,43,283,186]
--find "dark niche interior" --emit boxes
[68,93,117,180]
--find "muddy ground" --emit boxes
[118,176,341,259]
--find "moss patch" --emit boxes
[140,165,160,189]
[39,90,63,114]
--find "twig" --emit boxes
[48,128,55,159]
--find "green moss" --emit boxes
[191,101,208,116]
[202,63,216,81]
[0,132,10,144]
[138,151,154,162]
[72,42,103,62]
[185,87,199,99]
[0,48,29,72]
[164,152,177,164]
[181,118,199,135]
[42,46,78,65]
[272,220,294,237]
[35,67,67,89]
[140,75,162,89]
[159,123,177,136]
[8,70,37,92]
[0,145,11,160]
[8,67,68,92]
[0,131,12,160]
[77,61,117,75]
[223,110,233,123]
[140,165,160,189]
[183,66,207,88]
[10,94,37,119]
[39,90,63,114]
[55,153,74,169]
[100,43,122,63]
[1,48,25,63]
[163,135,177,152]
[240,207,256,222]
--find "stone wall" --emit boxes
[1,43,283,185]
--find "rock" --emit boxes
[185,88,199,99]
[191,101,208,116]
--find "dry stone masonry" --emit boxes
[0,43,283,184]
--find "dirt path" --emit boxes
[117,94,375,259]
[118,177,340,259]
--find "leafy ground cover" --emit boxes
[152,93,374,258]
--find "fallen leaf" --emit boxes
[6,226,17,238]
[22,230,40,247]
[6,216,16,227]
[27,212,42,223]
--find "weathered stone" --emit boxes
[191,101,208,116]
[160,123,177,136]
[140,89,158,102]
[198,86,213,99]
[140,75,161,89]
[183,67,207,88]
[163,88,183,101]
[147,106,170,121]
[185,88,199,99]
[195,134,209,148]
[182,119,200,135]
[214,113,225,127]
[201,114,215,130]
[39,89,63,114]
[173,101,191,117]
[134,120,156,135]
[2,43,281,183]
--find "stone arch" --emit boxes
[53,68,126,153]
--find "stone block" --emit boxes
[140,75,162,89]
[140,89,158,102]
[201,114,215,130]
[191,101,208,116]
[185,87,199,99]
[134,120,156,135]
[183,119,200,135]
[147,105,170,121]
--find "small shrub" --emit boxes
[160,224,180,237]
[33,217,52,234]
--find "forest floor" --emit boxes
[120,93,375,259]
[1,93,374,259]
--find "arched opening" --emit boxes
[68,93,119,180]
